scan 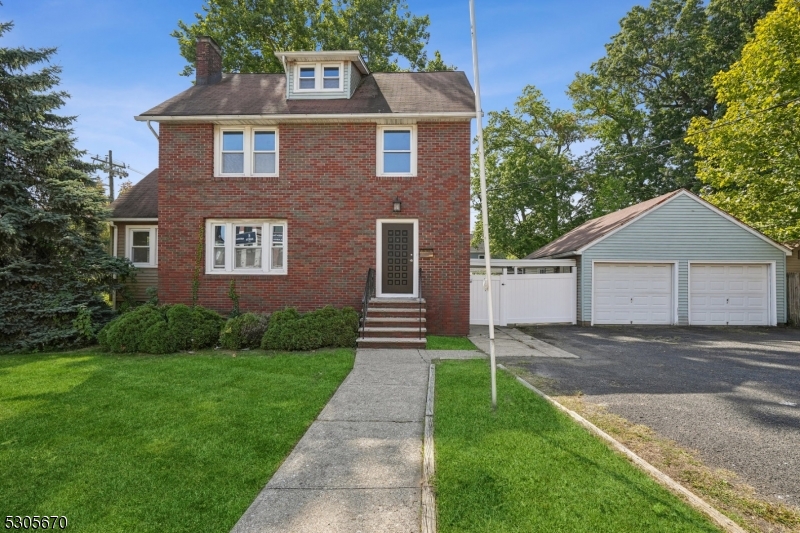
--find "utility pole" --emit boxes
[91,150,127,201]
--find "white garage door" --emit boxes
[594,263,673,325]
[690,264,770,325]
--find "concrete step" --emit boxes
[361,327,427,339]
[356,337,427,349]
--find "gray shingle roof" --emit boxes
[110,169,158,219]
[526,190,682,259]
[137,72,475,117]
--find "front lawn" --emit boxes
[426,335,478,350]
[0,348,354,532]
[434,360,720,533]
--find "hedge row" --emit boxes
[97,305,359,354]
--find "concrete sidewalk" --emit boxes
[231,349,431,533]
[469,326,579,358]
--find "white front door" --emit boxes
[593,263,673,325]
[690,264,769,325]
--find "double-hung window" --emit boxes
[127,226,157,267]
[377,125,417,176]
[294,63,343,92]
[207,220,287,275]
[216,127,279,177]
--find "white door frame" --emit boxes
[590,260,679,326]
[376,219,419,298]
[687,261,776,326]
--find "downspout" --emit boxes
[111,223,118,310]
[146,120,159,140]
[280,54,289,99]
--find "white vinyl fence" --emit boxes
[470,259,577,326]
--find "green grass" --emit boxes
[0,348,354,532]
[426,335,478,350]
[434,360,720,533]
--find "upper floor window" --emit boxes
[377,125,417,177]
[216,127,278,177]
[127,226,157,268]
[294,62,343,92]
[207,220,286,275]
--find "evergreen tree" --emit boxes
[0,21,133,352]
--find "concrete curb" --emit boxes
[497,364,746,533]
[421,364,437,533]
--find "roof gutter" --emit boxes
[134,112,476,123]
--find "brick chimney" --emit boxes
[196,36,222,85]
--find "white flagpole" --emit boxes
[469,0,497,408]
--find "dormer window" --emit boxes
[294,62,344,92]
[323,66,340,89]
[298,67,316,89]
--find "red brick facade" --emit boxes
[157,121,470,335]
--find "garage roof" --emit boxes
[527,189,791,258]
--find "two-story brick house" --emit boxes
[112,37,474,342]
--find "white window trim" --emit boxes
[127,226,158,268]
[205,219,287,276]
[294,62,345,93]
[214,126,279,177]
[376,125,417,177]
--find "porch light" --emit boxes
[393,197,402,213]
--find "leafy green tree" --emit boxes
[473,86,585,259]
[0,21,133,352]
[172,0,453,75]
[687,0,800,241]
[569,0,775,217]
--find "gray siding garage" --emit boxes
[528,190,791,326]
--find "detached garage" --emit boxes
[527,189,791,326]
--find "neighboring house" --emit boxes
[527,189,792,326]
[785,240,800,275]
[109,169,159,302]
[126,37,474,337]
[469,233,505,260]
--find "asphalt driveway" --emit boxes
[515,325,800,509]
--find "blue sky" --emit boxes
[2,0,642,188]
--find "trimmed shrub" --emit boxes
[97,305,164,353]
[261,306,359,351]
[219,313,270,350]
[97,304,224,354]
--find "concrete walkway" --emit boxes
[231,349,433,533]
[469,326,579,358]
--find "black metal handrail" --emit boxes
[418,267,423,339]
[361,268,376,338]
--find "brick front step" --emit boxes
[368,307,426,318]
[356,337,427,349]
[369,298,426,310]
[360,327,427,339]
[365,317,426,328]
